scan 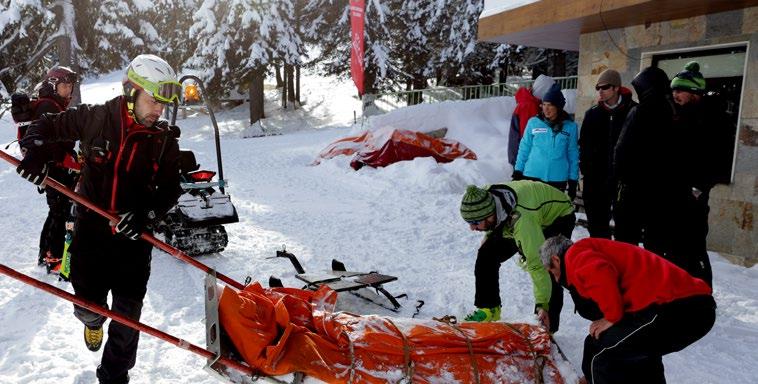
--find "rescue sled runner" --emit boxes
[0,151,575,383]
[269,248,410,312]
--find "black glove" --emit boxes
[16,150,48,186]
[512,170,524,181]
[114,211,144,240]
[11,93,33,123]
[567,180,578,201]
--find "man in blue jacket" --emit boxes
[513,84,579,200]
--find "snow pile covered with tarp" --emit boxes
[219,282,570,384]
[313,126,478,170]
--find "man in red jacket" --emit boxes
[539,236,715,384]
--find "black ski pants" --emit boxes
[582,295,716,384]
[675,194,713,286]
[616,184,712,286]
[69,212,152,382]
[474,213,575,332]
[38,167,78,263]
[582,179,613,239]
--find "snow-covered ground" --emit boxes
[0,70,756,384]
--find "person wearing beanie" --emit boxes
[614,66,692,281]
[513,83,579,201]
[671,61,706,97]
[459,180,575,332]
[507,75,554,167]
[578,68,637,239]
[668,61,733,287]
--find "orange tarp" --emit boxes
[219,283,567,384]
[312,128,477,169]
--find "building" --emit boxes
[479,0,758,265]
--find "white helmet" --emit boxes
[123,54,181,104]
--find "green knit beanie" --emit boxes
[460,185,495,222]
[670,61,706,94]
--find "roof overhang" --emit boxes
[478,0,758,51]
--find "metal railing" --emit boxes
[364,76,578,117]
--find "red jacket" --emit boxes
[565,238,712,323]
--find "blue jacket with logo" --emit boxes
[514,113,579,182]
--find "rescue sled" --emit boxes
[207,273,576,384]
[155,75,240,256]
[268,248,409,312]
[0,152,577,384]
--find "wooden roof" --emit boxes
[478,0,758,50]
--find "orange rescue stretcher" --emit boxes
[205,272,574,384]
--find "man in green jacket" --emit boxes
[460,180,575,332]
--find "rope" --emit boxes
[433,315,480,384]
[503,323,546,384]
[385,318,414,382]
[342,329,356,384]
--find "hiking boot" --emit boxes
[45,257,62,275]
[96,365,130,384]
[37,250,50,266]
[464,306,501,322]
[84,325,104,352]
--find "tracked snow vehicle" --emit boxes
[156,75,238,255]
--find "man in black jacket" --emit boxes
[579,69,636,239]
[613,66,688,264]
[16,54,183,384]
[669,61,732,286]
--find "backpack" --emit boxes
[10,92,42,140]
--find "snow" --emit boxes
[0,69,756,384]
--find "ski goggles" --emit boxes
[127,68,182,104]
[49,73,79,84]
[152,81,183,104]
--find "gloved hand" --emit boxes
[511,170,524,181]
[10,93,33,123]
[114,211,143,240]
[567,180,578,201]
[16,150,48,186]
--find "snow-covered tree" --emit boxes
[1,1,60,93]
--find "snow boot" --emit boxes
[37,250,49,266]
[84,325,104,352]
[44,255,62,275]
[96,365,130,384]
[464,306,501,322]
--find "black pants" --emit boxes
[70,213,152,382]
[474,213,575,332]
[675,194,713,286]
[38,167,78,263]
[582,295,716,384]
[582,180,613,239]
[616,184,712,286]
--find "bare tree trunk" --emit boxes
[281,64,287,109]
[249,67,265,125]
[285,64,295,107]
[295,65,300,105]
[275,65,284,88]
[53,0,81,105]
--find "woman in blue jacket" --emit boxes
[513,84,579,200]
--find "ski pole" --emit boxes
[0,263,255,377]
[0,150,244,290]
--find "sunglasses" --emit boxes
[467,219,484,225]
[595,84,614,91]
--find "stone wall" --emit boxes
[576,7,758,265]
